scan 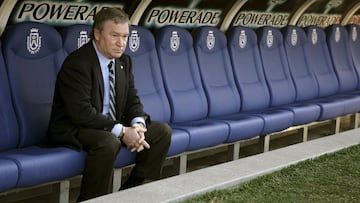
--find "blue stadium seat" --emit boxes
[258,26,320,126]
[327,25,358,93]
[282,26,320,102]
[61,23,92,55]
[0,159,18,192]
[304,26,348,120]
[347,24,360,83]
[0,41,19,192]
[193,26,264,142]
[0,41,18,152]
[281,26,328,123]
[283,25,355,122]
[228,26,293,135]
[156,25,229,151]
[1,22,86,187]
[124,25,189,157]
[304,26,360,119]
[326,25,360,114]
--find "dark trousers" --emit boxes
[76,121,171,201]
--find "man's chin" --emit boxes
[113,53,123,58]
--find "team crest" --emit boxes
[206,30,215,50]
[129,30,140,52]
[27,28,41,54]
[352,27,357,42]
[291,29,297,46]
[239,30,247,49]
[335,27,341,43]
[311,29,318,45]
[170,31,180,52]
[78,31,90,49]
[266,30,273,48]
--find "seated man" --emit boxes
[47,7,171,201]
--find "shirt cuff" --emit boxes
[131,117,146,127]
[111,123,123,138]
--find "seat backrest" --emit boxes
[282,25,319,102]
[347,24,360,87]
[227,26,270,111]
[156,25,208,123]
[193,26,241,117]
[61,24,92,55]
[305,26,339,97]
[2,22,66,147]
[257,26,296,107]
[125,25,171,123]
[327,24,358,92]
[0,41,19,151]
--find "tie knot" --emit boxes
[108,61,113,68]
[108,61,114,73]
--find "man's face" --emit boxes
[94,20,129,59]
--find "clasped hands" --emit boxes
[121,123,150,152]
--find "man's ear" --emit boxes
[93,28,100,41]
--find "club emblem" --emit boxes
[291,29,297,46]
[78,31,90,49]
[266,30,273,48]
[311,29,318,45]
[129,30,140,52]
[352,27,357,42]
[170,31,180,52]
[27,28,41,54]
[239,30,247,49]
[206,30,215,50]
[335,27,341,43]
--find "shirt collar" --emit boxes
[92,40,114,69]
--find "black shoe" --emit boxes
[119,176,145,191]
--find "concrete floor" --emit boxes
[85,122,360,203]
[1,117,358,203]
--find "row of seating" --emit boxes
[1,21,360,200]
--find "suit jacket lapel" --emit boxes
[114,58,126,112]
[88,43,105,104]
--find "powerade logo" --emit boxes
[145,7,221,28]
[13,1,123,25]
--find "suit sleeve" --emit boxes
[57,55,117,130]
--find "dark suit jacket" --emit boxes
[47,42,148,150]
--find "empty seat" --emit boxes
[124,25,189,157]
[0,41,18,152]
[326,25,360,114]
[0,41,19,192]
[327,25,358,93]
[228,26,293,135]
[282,26,319,102]
[283,25,353,122]
[193,26,264,142]
[1,22,86,187]
[347,24,360,83]
[305,26,357,119]
[156,25,229,151]
[61,24,92,55]
[258,26,320,126]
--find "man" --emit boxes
[47,8,171,201]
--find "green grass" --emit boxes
[183,144,360,203]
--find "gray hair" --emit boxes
[91,7,130,40]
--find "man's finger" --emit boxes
[142,140,150,149]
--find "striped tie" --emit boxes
[108,61,116,120]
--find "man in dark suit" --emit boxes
[47,8,171,201]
